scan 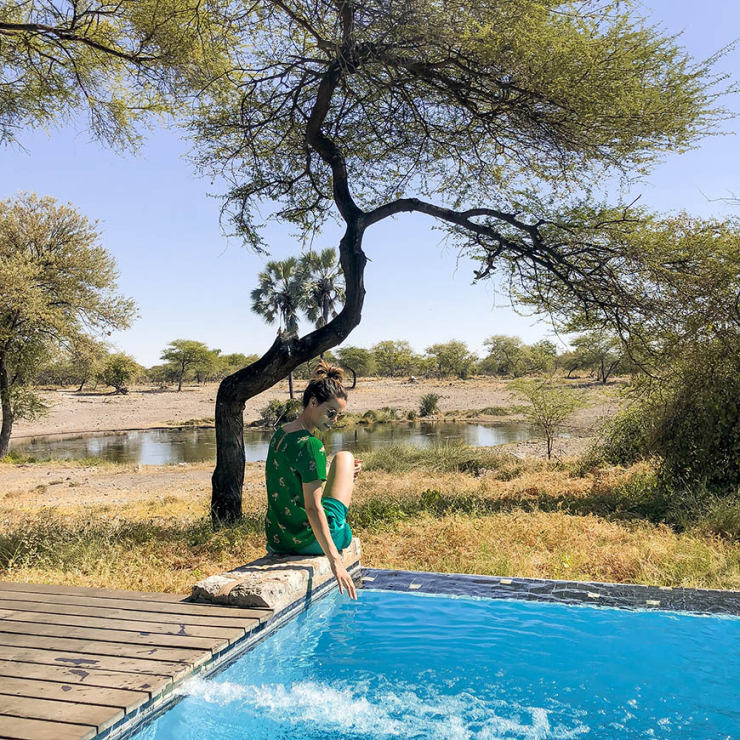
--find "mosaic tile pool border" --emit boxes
[361,567,740,616]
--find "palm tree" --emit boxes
[250,257,303,398]
[299,248,345,358]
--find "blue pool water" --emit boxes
[132,590,740,739]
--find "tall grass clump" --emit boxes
[419,393,440,416]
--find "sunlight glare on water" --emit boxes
[131,590,740,740]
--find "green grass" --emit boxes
[359,441,528,476]
[1,451,114,466]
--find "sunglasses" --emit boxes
[326,408,345,420]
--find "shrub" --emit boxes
[406,410,417,421]
[259,398,302,428]
[580,402,654,471]
[419,393,440,416]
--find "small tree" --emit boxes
[425,340,478,378]
[0,193,135,456]
[514,379,584,459]
[481,336,529,377]
[567,332,624,383]
[160,340,212,392]
[69,336,109,392]
[372,340,417,377]
[336,346,376,379]
[99,353,140,394]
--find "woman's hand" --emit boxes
[353,458,362,480]
[331,557,357,600]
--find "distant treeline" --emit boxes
[34,331,630,392]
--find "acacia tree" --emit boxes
[0,193,135,455]
[160,339,212,391]
[190,0,728,522]
[0,0,232,148]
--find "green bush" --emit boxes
[580,402,654,471]
[656,360,740,493]
[259,398,302,428]
[419,393,440,416]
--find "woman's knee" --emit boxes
[330,451,355,481]
[334,450,354,466]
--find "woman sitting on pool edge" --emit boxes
[265,360,360,600]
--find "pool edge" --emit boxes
[97,561,363,740]
[361,567,740,616]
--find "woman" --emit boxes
[265,360,360,599]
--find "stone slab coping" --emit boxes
[191,538,362,612]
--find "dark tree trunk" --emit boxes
[0,352,13,458]
[288,372,294,399]
[177,373,183,392]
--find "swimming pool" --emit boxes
[130,581,740,739]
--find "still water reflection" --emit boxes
[14,422,535,465]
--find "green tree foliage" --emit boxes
[336,346,375,377]
[0,192,135,455]
[527,340,558,375]
[514,378,584,459]
[563,331,624,382]
[99,352,139,394]
[68,335,109,391]
[0,0,233,148]
[298,248,345,331]
[480,336,529,377]
[146,362,180,387]
[424,340,478,378]
[160,339,212,392]
[216,353,260,381]
[372,340,417,377]
[250,257,306,397]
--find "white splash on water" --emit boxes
[178,678,591,739]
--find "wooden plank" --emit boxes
[0,620,230,652]
[0,714,95,740]
[0,646,187,681]
[0,590,267,620]
[0,694,122,733]
[0,634,208,667]
[0,599,258,630]
[0,582,191,603]
[0,661,170,694]
[0,676,148,711]
[0,608,244,642]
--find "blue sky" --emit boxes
[2,0,739,367]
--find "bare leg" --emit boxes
[323,451,354,508]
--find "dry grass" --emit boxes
[1,447,739,593]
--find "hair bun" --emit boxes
[312,359,344,384]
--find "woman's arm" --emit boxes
[303,480,357,599]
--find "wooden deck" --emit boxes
[0,581,273,740]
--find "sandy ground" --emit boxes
[13,376,620,439]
